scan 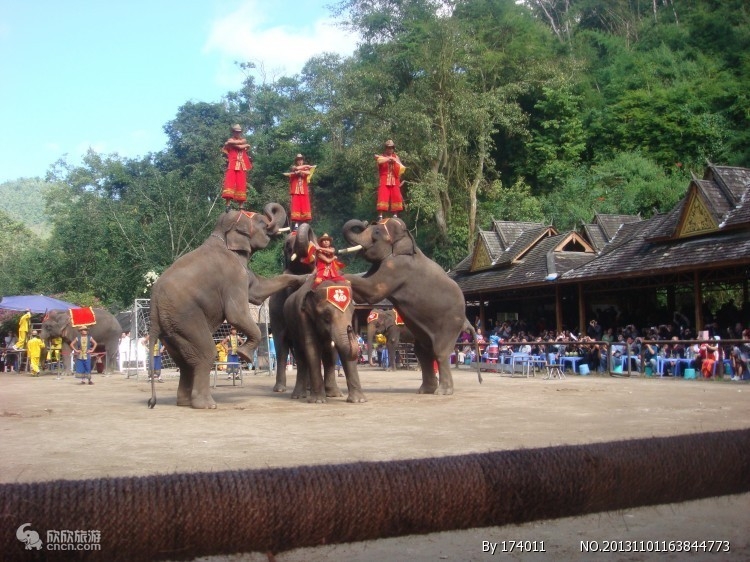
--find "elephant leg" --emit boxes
[435,354,455,395]
[413,341,439,394]
[321,347,343,398]
[232,320,262,364]
[167,332,217,409]
[304,346,326,404]
[341,360,367,403]
[273,337,289,393]
[290,348,308,399]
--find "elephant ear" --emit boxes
[225,211,257,254]
[392,228,417,256]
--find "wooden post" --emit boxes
[693,271,703,331]
[578,283,586,336]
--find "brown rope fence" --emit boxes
[2,429,749,560]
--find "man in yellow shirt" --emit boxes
[16,309,31,349]
[26,330,45,376]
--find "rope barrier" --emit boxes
[2,429,748,560]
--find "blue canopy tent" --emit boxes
[0,295,80,313]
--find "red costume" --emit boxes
[285,155,315,223]
[375,140,405,214]
[305,234,345,288]
[222,126,252,205]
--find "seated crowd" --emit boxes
[456,316,749,381]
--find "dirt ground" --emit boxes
[1,364,749,561]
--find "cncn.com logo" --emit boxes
[16,523,102,551]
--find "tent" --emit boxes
[0,295,80,313]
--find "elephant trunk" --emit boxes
[263,202,287,235]
[335,326,359,362]
[342,219,369,250]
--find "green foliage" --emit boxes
[479,178,546,227]
[542,151,687,231]
[0,178,54,237]
[3,0,749,307]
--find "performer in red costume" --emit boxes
[306,233,345,288]
[375,139,406,219]
[284,154,316,229]
[222,124,253,211]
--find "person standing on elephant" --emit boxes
[284,154,316,229]
[375,139,406,220]
[221,327,245,379]
[16,309,31,350]
[70,326,97,384]
[309,233,345,288]
[26,330,45,376]
[222,124,253,212]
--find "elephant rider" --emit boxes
[221,124,253,212]
[284,153,316,229]
[375,139,406,220]
[308,233,346,288]
[70,326,97,385]
[221,327,246,378]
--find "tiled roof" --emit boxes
[451,232,596,294]
[449,165,750,295]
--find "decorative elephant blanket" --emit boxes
[70,307,96,327]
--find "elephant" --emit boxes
[283,275,366,404]
[366,308,413,370]
[148,204,306,409]
[342,217,481,394]
[269,223,316,393]
[40,307,123,373]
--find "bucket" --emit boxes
[613,365,623,373]
[645,366,653,376]
[578,364,590,375]
[684,368,696,379]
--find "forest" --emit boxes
[1,0,748,313]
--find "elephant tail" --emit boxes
[463,320,482,384]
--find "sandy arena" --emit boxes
[1,364,748,561]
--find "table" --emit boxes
[560,355,582,373]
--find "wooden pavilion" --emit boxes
[449,165,750,335]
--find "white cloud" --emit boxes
[204,0,358,87]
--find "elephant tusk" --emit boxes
[331,340,335,348]
[338,244,362,255]
[291,253,298,261]
[278,227,291,233]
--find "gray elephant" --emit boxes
[41,308,123,373]
[342,217,480,394]
[284,274,366,404]
[366,308,413,370]
[269,224,316,393]
[148,204,305,409]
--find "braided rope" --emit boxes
[1,429,748,560]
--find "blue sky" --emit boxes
[0,0,358,184]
